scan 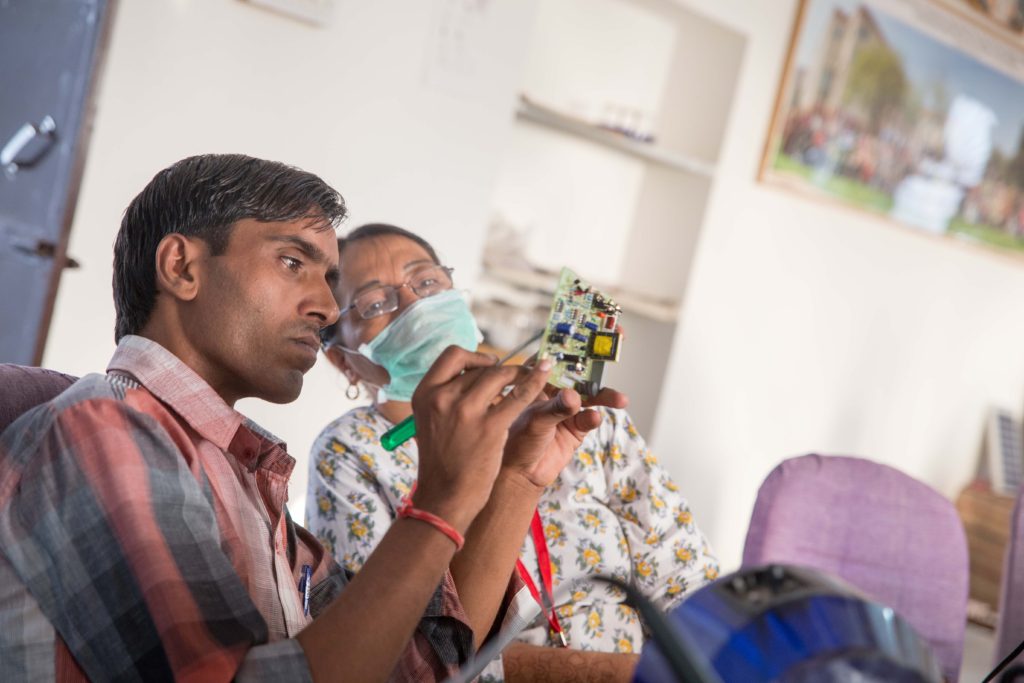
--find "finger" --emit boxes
[463,364,532,405]
[539,383,560,399]
[491,359,553,421]
[581,387,629,410]
[567,407,603,436]
[415,345,498,395]
[518,388,583,435]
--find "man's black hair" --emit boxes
[113,154,346,341]
[320,223,442,347]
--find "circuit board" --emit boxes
[538,267,622,396]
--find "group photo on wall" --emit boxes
[762,0,1024,255]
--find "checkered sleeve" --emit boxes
[0,398,313,682]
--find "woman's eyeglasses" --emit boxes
[340,265,454,321]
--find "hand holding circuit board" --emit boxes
[538,267,623,397]
[380,267,623,450]
[481,266,628,489]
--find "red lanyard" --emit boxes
[515,510,568,647]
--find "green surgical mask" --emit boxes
[355,289,482,401]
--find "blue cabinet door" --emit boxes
[0,0,115,364]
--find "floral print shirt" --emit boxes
[305,405,719,664]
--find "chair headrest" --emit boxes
[0,364,78,435]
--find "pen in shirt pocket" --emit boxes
[299,564,312,616]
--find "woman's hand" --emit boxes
[502,384,629,490]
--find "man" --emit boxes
[0,154,555,682]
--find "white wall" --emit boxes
[647,0,1024,569]
[41,0,1024,573]
[43,0,538,516]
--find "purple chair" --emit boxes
[742,454,968,682]
[995,485,1024,671]
[0,364,77,435]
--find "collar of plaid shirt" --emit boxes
[107,335,292,472]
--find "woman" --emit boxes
[307,223,718,675]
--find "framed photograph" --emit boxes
[761,0,1024,255]
[938,0,1024,40]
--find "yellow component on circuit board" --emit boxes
[592,334,614,357]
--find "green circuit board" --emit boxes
[538,268,623,397]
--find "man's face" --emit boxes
[184,217,340,405]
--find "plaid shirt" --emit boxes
[0,336,474,682]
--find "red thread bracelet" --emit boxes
[397,497,465,551]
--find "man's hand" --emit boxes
[410,346,552,533]
[502,384,629,490]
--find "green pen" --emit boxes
[380,329,545,451]
[380,413,417,451]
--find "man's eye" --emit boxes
[282,256,303,272]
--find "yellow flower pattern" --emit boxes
[544,520,567,548]
[583,607,604,639]
[675,543,695,565]
[614,479,639,503]
[616,604,639,626]
[358,452,376,471]
[665,577,686,597]
[349,519,368,538]
[614,629,636,654]
[577,540,604,571]
[306,405,720,666]
[317,458,335,481]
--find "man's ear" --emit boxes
[154,234,205,302]
[325,345,359,384]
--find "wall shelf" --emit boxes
[516,98,716,178]
[482,262,681,323]
[478,0,746,435]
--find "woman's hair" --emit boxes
[321,223,441,346]
[337,223,440,264]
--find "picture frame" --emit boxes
[938,0,1024,42]
[760,0,1024,255]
